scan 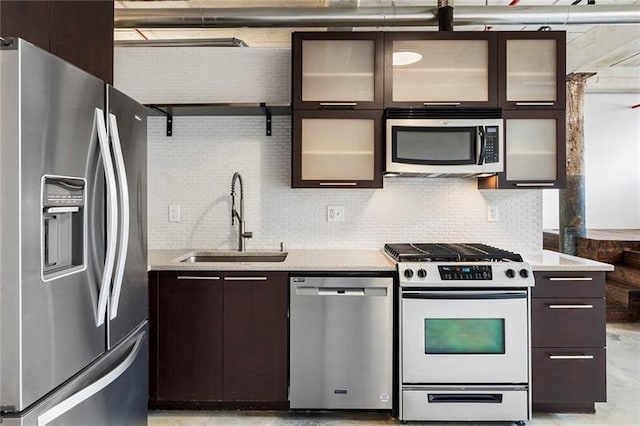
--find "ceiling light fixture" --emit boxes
[392,51,422,66]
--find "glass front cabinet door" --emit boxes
[292,32,383,110]
[479,109,566,189]
[384,32,498,107]
[292,110,383,188]
[499,32,566,109]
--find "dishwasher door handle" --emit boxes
[295,287,387,297]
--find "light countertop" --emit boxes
[148,248,612,272]
[148,249,396,272]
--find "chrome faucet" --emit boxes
[230,172,252,251]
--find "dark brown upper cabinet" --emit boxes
[498,31,566,110]
[292,32,384,110]
[478,109,566,190]
[292,109,384,189]
[384,32,498,108]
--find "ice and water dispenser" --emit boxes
[41,176,86,280]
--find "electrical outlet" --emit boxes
[327,205,345,223]
[487,205,499,222]
[168,205,181,222]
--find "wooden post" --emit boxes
[560,72,595,255]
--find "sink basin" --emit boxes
[177,251,288,263]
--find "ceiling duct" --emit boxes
[114,6,640,29]
[438,0,454,32]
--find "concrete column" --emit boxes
[559,72,595,254]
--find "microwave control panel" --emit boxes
[483,126,500,164]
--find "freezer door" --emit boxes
[0,39,106,412]
[106,85,148,348]
[1,323,148,426]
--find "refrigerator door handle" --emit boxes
[36,331,145,426]
[108,113,130,320]
[95,108,118,327]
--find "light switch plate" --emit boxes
[327,205,345,223]
[169,205,181,222]
[487,205,499,222]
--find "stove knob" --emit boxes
[505,269,516,278]
[404,269,414,279]
[519,269,529,278]
[417,268,427,279]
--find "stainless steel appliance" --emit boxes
[0,38,147,425]
[289,275,393,410]
[385,108,503,177]
[385,243,534,423]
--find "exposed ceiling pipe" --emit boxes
[114,6,640,28]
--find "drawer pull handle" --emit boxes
[547,277,593,281]
[177,276,220,280]
[319,102,357,107]
[549,355,594,360]
[224,277,268,281]
[548,304,594,309]
[515,183,556,187]
[423,102,461,106]
[515,102,555,106]
[319,182,358,186]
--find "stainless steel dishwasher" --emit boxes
[289,275,393,410]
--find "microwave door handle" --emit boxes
[477,126,486,165]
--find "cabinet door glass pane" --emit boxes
[506,39,557,102]
[301,118,374,180]
[302,40,375,102]
[506,119,557,181]
[392,40,489,102]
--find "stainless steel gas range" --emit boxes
[385,243,535,424]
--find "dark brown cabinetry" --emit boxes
[149,270,288,408]
[531,271,607,413]
[480,31,566,189]
[0,0,114,83]
[291,32,384,188]
[384,32,498,108]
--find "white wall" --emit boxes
[116,46,543,253]
[543,93,640,229]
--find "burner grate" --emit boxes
[384,243,523,262]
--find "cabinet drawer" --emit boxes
[532,271,605,298]
[532,298,605,347]
[532,347,606,404]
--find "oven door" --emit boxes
[402,290,528,384]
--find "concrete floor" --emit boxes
[149,323,640,426]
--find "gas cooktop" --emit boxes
[384,243,523,263]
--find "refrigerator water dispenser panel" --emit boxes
[41,176,86,280]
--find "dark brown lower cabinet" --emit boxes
[149,270,288,409]
[531,271,607,413]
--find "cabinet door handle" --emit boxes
[515,183,556,187]
[224,276,268,281]
[549,355,594,360]
[319,182,357,186]
[516,102,555,106]
[423,102,461,106]
[177,276,221,280]
[547,277,593,281]
[319,102,357,108]
[548,304,594,309]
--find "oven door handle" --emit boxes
[403,291,527,300]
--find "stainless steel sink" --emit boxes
[176,251,288,263]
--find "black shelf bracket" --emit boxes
[260,102,272,136]
[149,105,173,137]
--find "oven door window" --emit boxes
[392,126,477,165]
[424,318,505,354]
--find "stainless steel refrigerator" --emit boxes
[0,38,148,425]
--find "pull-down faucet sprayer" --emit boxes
[231,172,252,251]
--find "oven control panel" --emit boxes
[399,262,534,288]
[438,265,492,280]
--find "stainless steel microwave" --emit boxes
[385,108,504,177]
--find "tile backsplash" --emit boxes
[148,115,542,253]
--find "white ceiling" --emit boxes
[114,0,640,92]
